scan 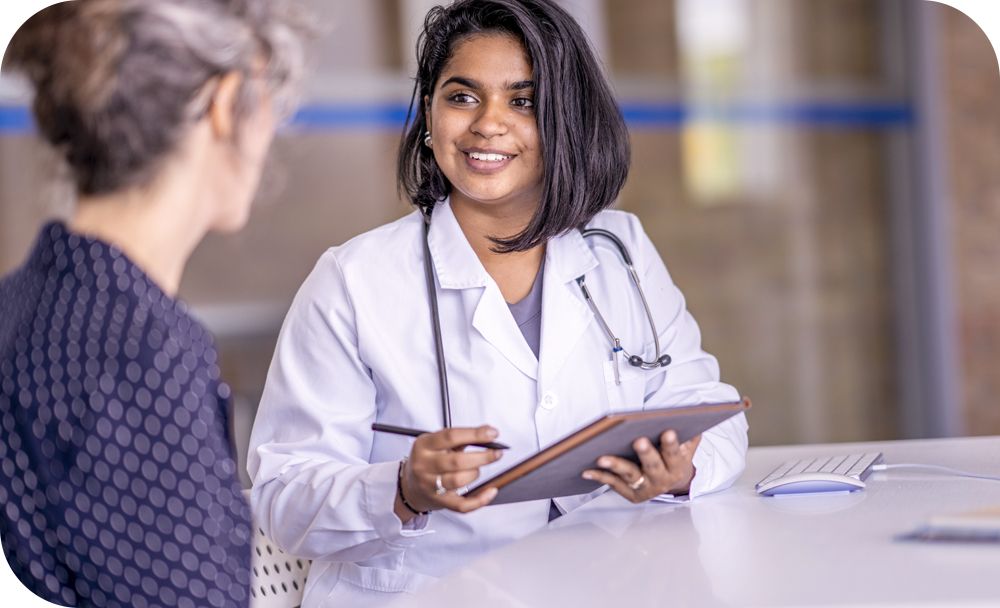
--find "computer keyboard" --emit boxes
[755,452,884,496]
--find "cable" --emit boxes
[872,463,1000,483]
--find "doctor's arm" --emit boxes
[246,252,500,562]
[590,215,748,500]
[247,251,428,563]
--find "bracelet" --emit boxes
[397,459,430,516]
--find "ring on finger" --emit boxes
[628,475,646,491]
[435,474,447,496]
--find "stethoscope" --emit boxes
[421,212,671,428]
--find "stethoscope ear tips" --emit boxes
[657,354,672,367]
[627,355,643,367]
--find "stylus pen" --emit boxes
[371,422,510,450]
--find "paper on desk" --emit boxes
[900,506,1000,543]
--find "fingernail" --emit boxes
[598,458,611,468]
[639,438,651,451]
[485,488,498,500]
[582,472,593,480]
[485,427,498,439]
[667,431,677,443]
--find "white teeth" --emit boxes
[468,152,510,162]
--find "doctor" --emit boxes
[248,0,748,604]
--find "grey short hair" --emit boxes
[3,0,309,195]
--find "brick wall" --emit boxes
[939,6,1000,434]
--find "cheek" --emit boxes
[517,122,541,154]
[243,105,277,159]
[248,123,276,166]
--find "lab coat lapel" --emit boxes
[426,201,539,380]
[538,229,599,386]
[471,284,539,380]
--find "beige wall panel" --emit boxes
[790,0,881,81]
[619,126,897,446]
[807,130,896,441]
[179,133,410,307]
[0,137,69,274]
[938,7,1000,435]
[605,0,678,78]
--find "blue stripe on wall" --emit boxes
[0,101,914,134]
[0,105,32,132]
[622,102,915,128]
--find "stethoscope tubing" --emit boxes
[577,228,666,370]
[422,214,452,428]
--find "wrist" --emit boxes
[673,465,696,495]
[397,458,430,519]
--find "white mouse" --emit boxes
[756,472,866,496]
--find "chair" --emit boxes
[245,491,312,608]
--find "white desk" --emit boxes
[392,436,1000,607]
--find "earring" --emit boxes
[423,131,433,148]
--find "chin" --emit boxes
[454,189,535,209]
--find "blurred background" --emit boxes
[2,0,998,485]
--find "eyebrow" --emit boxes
[439,76,535,91]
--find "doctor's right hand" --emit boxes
[395,425,503,522]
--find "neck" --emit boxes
[70,176,211,296]
[449,196,545,303]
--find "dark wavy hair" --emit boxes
[397,0,630,253]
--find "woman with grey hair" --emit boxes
[0,0,306,605]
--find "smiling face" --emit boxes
[425,33,543,220]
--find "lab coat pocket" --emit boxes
[335,561,437,594]
[602,356,647,412]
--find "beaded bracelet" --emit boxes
[397,458,430,516]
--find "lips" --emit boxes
[462,148,516,173]
[467,151,511,162]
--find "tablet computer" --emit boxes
[465,398,750,505]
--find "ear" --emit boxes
[423,94,432,134]
[209,71,245,140]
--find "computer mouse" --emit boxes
[756,472,866,496]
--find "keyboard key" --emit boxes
[820,455,848,473]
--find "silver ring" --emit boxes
[629,475,646,491]
[435,474,447,496]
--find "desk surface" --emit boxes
[392,436,1000,608]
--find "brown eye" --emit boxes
[448,93,477,104]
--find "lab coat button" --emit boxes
[540,392,558,410]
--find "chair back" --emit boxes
[245,492,312,608]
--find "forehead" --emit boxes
[439,33,533,86]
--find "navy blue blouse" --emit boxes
[0,223,251,607]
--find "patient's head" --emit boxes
[4,0,308,228]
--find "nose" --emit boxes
[470,97,509,139]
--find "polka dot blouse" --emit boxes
[0,223,251,607]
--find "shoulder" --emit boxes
[585,208,649,243]
[582,208,670,277]
[584,208,658,261]
[302,210,424,292]
[332,209,423,266]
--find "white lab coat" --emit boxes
[247,200,748,606]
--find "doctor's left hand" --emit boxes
[582,431,701,503]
